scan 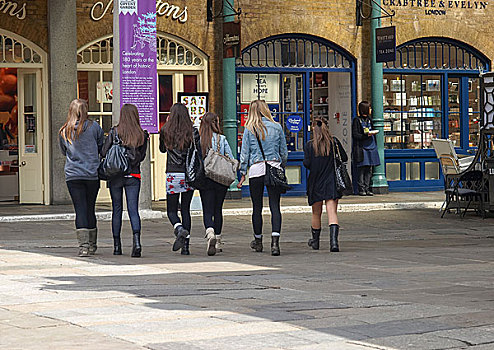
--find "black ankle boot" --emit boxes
[173,225,189,252]
[181,238,190,255]
[113,237,122,255]
[271,236,280,256]
[250,237,263,252]
[308,227,321,250]
[131,232,142,257]
[329,224,340,252]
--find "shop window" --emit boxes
[406,162,420,181]
[425,162,440,180]
[77,70,112,133]
[159,75,173,130]
[184,75,198,93]
[384,74,442,150]
[286,166,301,184]
[386,163,401,181]
[468,78,481,147]
[0,33,43,65]
[448,77,461,146]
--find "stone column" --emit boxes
[48,0,77,204]
[113,0,152,210]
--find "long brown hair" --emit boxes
[117,104,145,148]
[161,103,193,151]
[199,112,222,156]
[245,100,275,140]
[312,118,334,157]
[59,99,91,144]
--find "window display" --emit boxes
[383,74,442,150]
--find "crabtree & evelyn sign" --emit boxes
[91,0,188,22]
[382,0,489,15]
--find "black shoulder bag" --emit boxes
[98,129,130,180]
[185,130,206,189]
[254,131,291,193]
[333,139,353,196]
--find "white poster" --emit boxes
[241,74,279,104]
[96,82,113,103]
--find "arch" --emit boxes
[237,34,356,69]
[77,32,208,67]
[384,37,490,71]
[0,29,46,66]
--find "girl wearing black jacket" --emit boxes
[352,101,380,196]
[303,118,348,252]
[159,103,199,255]
[102,104,148,257]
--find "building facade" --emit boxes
[0,0,493,203]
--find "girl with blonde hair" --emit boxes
[238,100,288,256]
[303,118,347,252]
[59,99,104,256]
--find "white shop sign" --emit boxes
[241,74,279,104]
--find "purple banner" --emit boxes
[119,0,158,133]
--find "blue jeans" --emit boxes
[109,176,141,239]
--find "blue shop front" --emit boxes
[235,34,357,196]
[382,37,490,191]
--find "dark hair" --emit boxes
[358,101,371,117]
[161,103,193,151]
[117,104,145,148]
[199,112,222,158]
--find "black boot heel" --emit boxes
[329,224,340,252]
[271,236,280,256]
[308,227,321,250]
[131,232,142,257]
[113,237,122,255]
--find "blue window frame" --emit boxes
[383,37,490,191]
[236,34,357,196]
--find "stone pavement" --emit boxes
[1,209,494,349]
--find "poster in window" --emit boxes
[411,81,421,92]
[426,80,440,92]
[96,82,113,103]
[390,79,405,92]
[178,92,209,128]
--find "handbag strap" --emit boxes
[254,130,267,161]
[214,133,221,153]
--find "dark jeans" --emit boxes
[66,180,100,229]
[199,181,228,235]
[109,176,141,238]
[249,176,282,235]
[358,166,373,193]
[167,190,194,232]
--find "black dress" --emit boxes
[303,138,348,206]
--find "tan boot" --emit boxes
[205,227,216,256]
[215,234,223,253]
[76,229,90,257]
[88,228,98,255]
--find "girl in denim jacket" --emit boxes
[238,100,288,256]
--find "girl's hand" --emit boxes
[237,175,245,189]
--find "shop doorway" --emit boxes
[0,68,43,203]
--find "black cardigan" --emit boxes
[352,116,373,164]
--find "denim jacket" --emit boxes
[239,118,288,175]
[211,133,234,159]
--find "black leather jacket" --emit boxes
[159,127,200,173]
[102,127,149,175]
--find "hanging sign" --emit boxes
[285,114,303,133]
[119,0,158,133]
[241,74,279,104]
[178,92,209,128]
[223,21,241,58]
[376,26,396,63]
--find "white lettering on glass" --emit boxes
[90,0,188,23]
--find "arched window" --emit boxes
[0,29,44,66]
[237,34,353,69]
[384,37,489,71]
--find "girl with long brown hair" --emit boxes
[199,112,235,256]
[303,117,348,252]
[59,99,104,257]
[159,103,197,255]
[238,100,288,256]
[101,104,148,257]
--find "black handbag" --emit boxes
[98,131,129,180]
[185,132,206,189]
[333,139,353,196]
[255,132,291,193]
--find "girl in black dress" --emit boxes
[303,118,348,252]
